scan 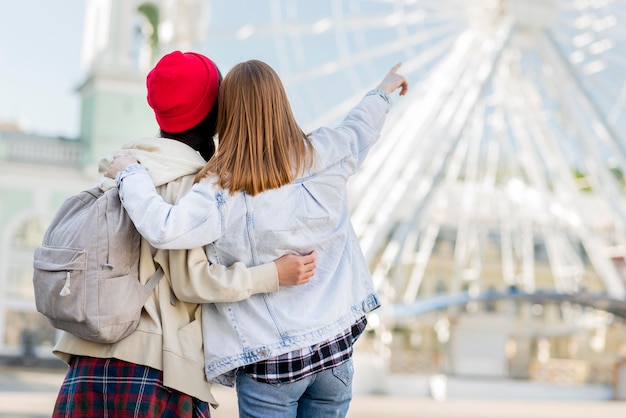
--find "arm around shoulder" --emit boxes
[165,247,279,304]
[114,165,223,249]
[163,249,316,304]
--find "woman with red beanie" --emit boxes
[51,51,315,417]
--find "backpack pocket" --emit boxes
[33,246,87,322]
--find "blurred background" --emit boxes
[2,0,626,406]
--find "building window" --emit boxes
[133,3,160,71]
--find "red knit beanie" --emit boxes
[146,51,220,133]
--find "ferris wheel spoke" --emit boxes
[544,32,626,166]
[229,8,457,40]
[607,81,626,123]
[302,36,458,129]
[537,34,626,254]
[281,23,457,86]
[356,25,514,268]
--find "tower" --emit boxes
[77,0,208,164]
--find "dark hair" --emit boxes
[160,66,223,161]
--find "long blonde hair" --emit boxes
[195,60,313,195]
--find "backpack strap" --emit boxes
[145,266,164,292]
[170,289,178,307]
[144,265,179,306]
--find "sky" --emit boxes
[0,1,86,138]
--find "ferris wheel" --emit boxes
[204,0,626,306]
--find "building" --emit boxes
[0,0,205,360]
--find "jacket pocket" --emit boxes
[177,313,204,362]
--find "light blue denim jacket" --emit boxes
[116,90,391,385]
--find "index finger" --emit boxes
[389,62,402,74]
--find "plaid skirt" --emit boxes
[52,356,210,418]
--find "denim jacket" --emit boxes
[116,90,391,385]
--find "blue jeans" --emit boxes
[236,360,354,418]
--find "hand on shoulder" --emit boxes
[104,153,140,179]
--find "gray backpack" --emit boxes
[33,186,163,343]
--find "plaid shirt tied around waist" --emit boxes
[241,316,367,384]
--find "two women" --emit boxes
[52,51,315,417]
[107,59,408,417]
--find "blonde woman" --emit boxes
[106,61,408,417]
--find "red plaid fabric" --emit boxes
[52,356,210,418]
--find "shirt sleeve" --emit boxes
[308,90,392,176]
[155,247,279,303]
[116,164,224,249]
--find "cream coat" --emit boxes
[52,137,279,406]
